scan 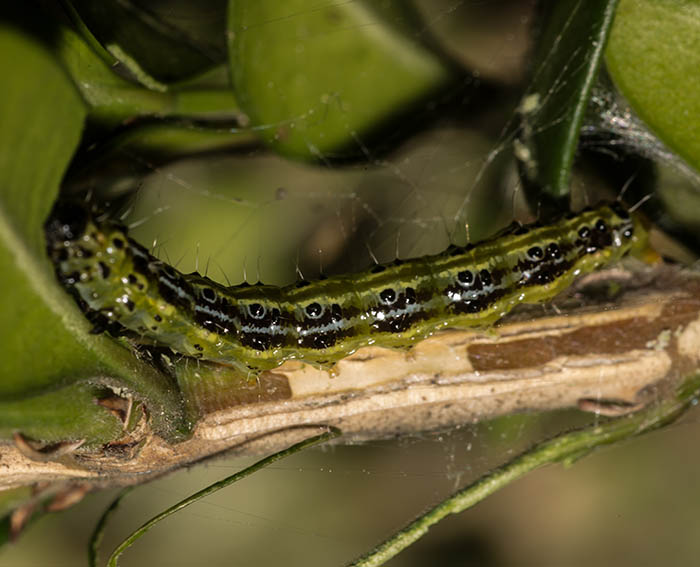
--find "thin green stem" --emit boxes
[349,374,700,567]
[88,488,133,567]
[96,426,340,567]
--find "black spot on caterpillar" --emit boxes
[45,200,647,374]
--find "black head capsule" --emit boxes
[45,200,90,244]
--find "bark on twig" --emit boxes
[2,264,699,491]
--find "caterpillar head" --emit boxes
[44,200,127,288]
[607,202,652,261]
[45,200,89,248]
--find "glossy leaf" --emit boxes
[228,0,453,158]
[0,25,185,441]
[517,0,619,209]
[66,0,226,84]
[606,0,700,174]
[56,9,242,127]
[55,15,177,125]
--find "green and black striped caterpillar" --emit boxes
[45,201,648,375]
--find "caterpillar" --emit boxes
[45,201,648,375]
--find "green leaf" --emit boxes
[0,26,185,441]
[55,15,177,125]
[517,0,619,208]
[66,0,226,85]
[82,120,259,160]
[228,0,453,159]
[606,0,700,174]
[0,384,124,443]
[55,9,242,127]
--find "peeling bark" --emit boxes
[1,263,699,492]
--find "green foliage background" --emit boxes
[1,0,700,565]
